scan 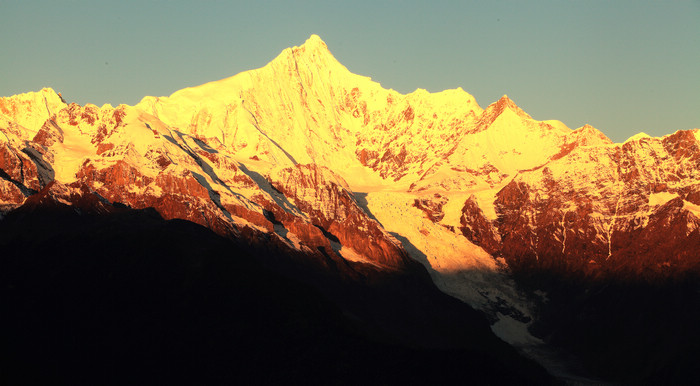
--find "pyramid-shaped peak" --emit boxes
[4,87,63,103]
[264,34,348,76]
[270,34,341,69]
[495,94,516,108]
[293,34,331,55]
[571,124,613,145]
[484,94,531,120]
[304,34,326,48]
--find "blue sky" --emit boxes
[2,0,698,142]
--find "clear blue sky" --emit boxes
[2,0,698,142]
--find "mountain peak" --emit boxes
[624,132,651,143]
[570,124,612,146]
[0,88,67,137]
[265,34,343,74]
[291,34,332,58]
[303,34,326,48]
[481,94,531,123]
[494,94,517,110]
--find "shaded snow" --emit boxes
[491,313,543,346]
[683,200,700,217]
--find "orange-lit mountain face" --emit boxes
[3,35,700,383]
[4,35,699,279]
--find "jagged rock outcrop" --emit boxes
[0,88,65,139]
[492,129,700,279]
[270,164,412,270]
[0,122,55,212]
[413,193,448,223]
[0,73,419,272]
[460,196,500,255]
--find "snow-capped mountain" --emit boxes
[2,34,700,383]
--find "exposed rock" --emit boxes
[413,193,447,223]
[460,196,500,255]
[492,130,700,280]
[270,164,412,270]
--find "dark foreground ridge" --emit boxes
[516,269,700,384]
[0,202,551,385]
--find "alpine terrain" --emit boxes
[2,35,699,384]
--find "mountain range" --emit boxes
[2,34,699,384]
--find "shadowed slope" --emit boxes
[0,197,552,385]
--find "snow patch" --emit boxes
[648,192,678,207]
[338,245,385,269]
[683,200,700,217]
[364,191,497,274]
[491,313,543,346]
[624,132,651,143]
[52,125,97,183]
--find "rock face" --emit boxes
[0,118,55,212]
[494,130,700,280]
[460,196,500,255]
[0,79,417,274]
[270,164,411,269]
